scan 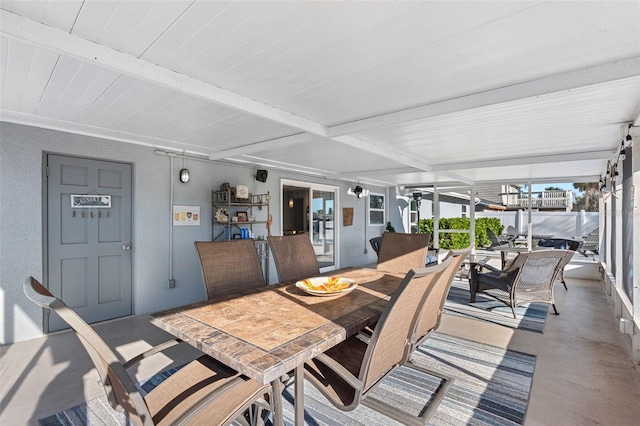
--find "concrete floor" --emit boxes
[2,275,640,425]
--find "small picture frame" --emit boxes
[237,212,248,222]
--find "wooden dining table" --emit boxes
[150,267,405,426]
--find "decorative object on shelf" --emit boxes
[214,207,229,222]
[220,182,231,191]
[236,184,250,202]
[267,214,273,236]
[237,212,248,222]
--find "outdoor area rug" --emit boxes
[39,333,536,426]
[444,279,549,333]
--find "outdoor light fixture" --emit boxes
[620,148,627,161]
[179,151,190,183]
[412,192,423,233]
[347,185,369,198]
[289,198,294,208]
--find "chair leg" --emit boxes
[552,304,559,315]
[562,281,568,291]
[510,305,517,319]
[363,361,454,426]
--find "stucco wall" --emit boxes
[0,123,381,344]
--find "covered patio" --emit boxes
[1,1,639,425]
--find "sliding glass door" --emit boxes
[281,180,338,271]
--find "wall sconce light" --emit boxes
[347,185,369,198]
[289,198,294,208]
[179,168,190,183]
[179,151,190,183]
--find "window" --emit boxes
[369,193,385,225]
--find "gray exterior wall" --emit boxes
[0,123,381,344]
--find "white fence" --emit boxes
[475,210,599,239]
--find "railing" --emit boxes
[504,190,573,209]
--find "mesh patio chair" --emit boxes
[410,250,469,353]
[304,263,452,425]
[24,277,272,426]
[502,239,580,290]
[469,250,567,318]
[369,236,383,256]
[376,232,431,273]
[577,227,599,257]
[195,240,266,299]
[267,233,320,283]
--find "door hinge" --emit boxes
[46,166,50,177]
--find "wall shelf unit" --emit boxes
[212,189,271,282]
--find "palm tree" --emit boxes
[573,183,600,211]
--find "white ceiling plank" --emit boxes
[21,46,59,113]
[76,74,138,124]
[0,9,328,136]
[94,1,158,53]
[35,55,83,117]
[329,57,640,137]
[43,0,83,32]
[2,38,36,111]
[124,1,195,58]
[62,67,121,121]
[70,0,121,42]
[0,36,10,104]
[139,1,233,65]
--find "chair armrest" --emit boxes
[122,338,182,369]
[311,353,363,390]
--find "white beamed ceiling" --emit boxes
[1,0,639,187]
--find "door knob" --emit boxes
[122,244,132,251]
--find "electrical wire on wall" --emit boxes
[168,154,175,287]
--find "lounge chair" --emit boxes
[469,250,567,318]
[486,228,512,250]
[577,227,599,257]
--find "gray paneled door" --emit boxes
[47,154,132,332]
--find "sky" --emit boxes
[529,183,575,192]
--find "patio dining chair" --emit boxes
[304,263,452,425]
[410,250,469,354]
[268,233,320,283]
[195,240,265,299]
[469,250,567,318]
[376,232,431,273]
[24,277,272,426]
